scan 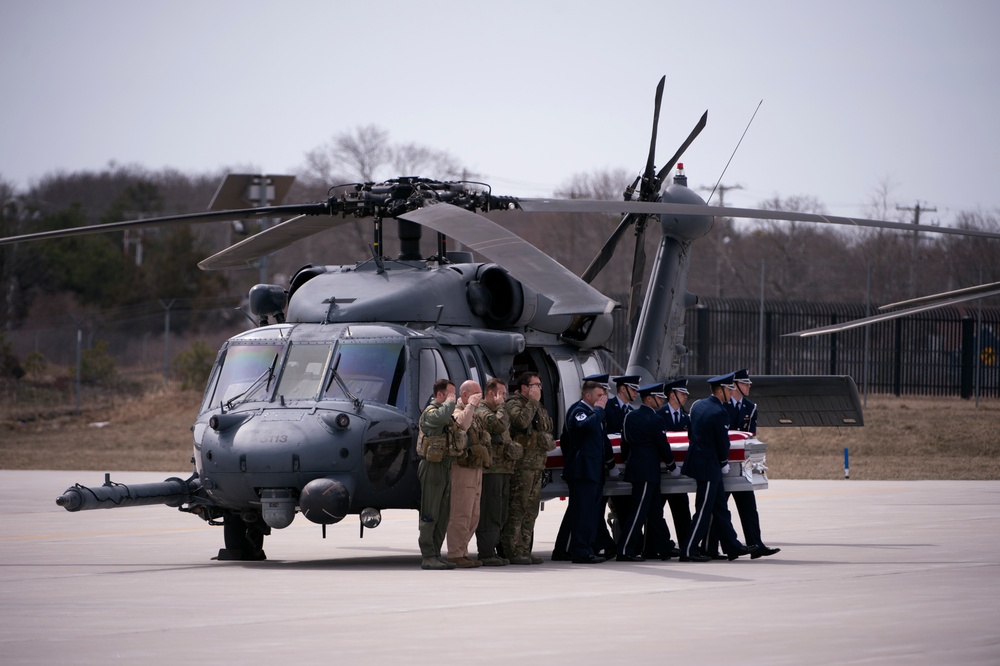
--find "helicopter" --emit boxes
[5,77,999,561]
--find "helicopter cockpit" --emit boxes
[191,322,423,528]
[200,323,409,412]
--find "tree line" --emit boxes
[2,124,997,340]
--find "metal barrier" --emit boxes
[606,296,1000,398]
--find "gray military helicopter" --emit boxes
[5,77,999,560]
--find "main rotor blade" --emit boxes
[0,203,330,246]
[398,203,616,317]
[785,285,1000,338]
[878,281,1000,311]
[198,214,356,270]
[518,199,1000,240]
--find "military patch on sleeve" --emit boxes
[575,412,587,421]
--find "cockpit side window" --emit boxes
[205,343,285,409]
[322,341,407,408]
[418,348,448,408]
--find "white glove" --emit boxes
[668,466,681,477]
[721,463,731,475]
[611,464,625,479]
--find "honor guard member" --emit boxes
[602,375,640,554]
[444,380,485,568]
[725,369,779,559]
[616,383,680,561]
[557,373,612,564]
[646,377,692,559]
[680,372,751,562]
[502,372,556,565]
[417,379,461,570]
[604,375,640,435]
[474,378,521,567]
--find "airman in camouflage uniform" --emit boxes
[502,371,556,564]
[417,379,460,570]
[474,377,521,566]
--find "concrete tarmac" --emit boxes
[2,470,999,665]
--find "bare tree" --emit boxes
[391,143,466,180]
[554,168,633,200]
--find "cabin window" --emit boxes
[206,343,284,409]
[323,341,407,408]
[276,343,333,401]
[418,348,449,407]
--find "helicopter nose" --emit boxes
[300,477,351,524]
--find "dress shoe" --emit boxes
[727,545,752,561]
[750,545,781,559]
[571,554,606,564]
[679,553,711,562]
[616,554,646,562]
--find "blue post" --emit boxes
[844,447,850,479]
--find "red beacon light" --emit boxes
[673,162,687,186]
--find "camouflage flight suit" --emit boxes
[417,397,458,560]
[474,399,521,563]
[501,392,556,562]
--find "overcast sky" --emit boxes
[2,0,998,226]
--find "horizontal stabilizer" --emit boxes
[684,375,863,427]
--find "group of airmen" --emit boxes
[415,367,780,569]
[416,373,555,570]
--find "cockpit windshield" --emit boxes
[203,334,408,411]
[276,343,332,400]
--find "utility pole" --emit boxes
[700,184,743,297]
[897,202,937,297]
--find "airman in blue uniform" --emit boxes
[616,383,679,561]
[680,372,750,562]
[558,374,612,564]
[647,377,692,559]
[725,369,779,559]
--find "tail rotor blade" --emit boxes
[627,220,649,336]
[638,76,667,200]
[655,110,708,184]
[581,213,637,284]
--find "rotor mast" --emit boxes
[625,166,713,383]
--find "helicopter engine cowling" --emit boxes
[469,264,573,334]
[299,477,351,525]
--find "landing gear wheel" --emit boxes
[217,513,268,561]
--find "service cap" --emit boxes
[611,374,642,390]
[582,373,610,388]
[664,378,689,394]
[733,368,752,385]
[707,372,736,389]
[638,382,667,399]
